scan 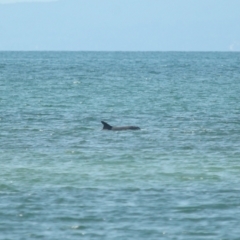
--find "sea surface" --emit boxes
[0,52,240,240]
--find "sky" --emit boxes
[0,0,240,51]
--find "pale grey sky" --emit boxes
[0,0,240,51]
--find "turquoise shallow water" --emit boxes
[1,52,240,239]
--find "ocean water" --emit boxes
[0,51,240,240]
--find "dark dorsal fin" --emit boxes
[101,121,112,130]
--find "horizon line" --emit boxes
[0,50,239,53]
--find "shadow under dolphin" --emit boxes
[101,121,140,131]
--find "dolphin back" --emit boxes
[112,126,140,130]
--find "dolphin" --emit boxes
[101,121,140,131]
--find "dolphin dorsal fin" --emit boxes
[101,121,112,130]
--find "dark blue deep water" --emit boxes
[1,52,240,239]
